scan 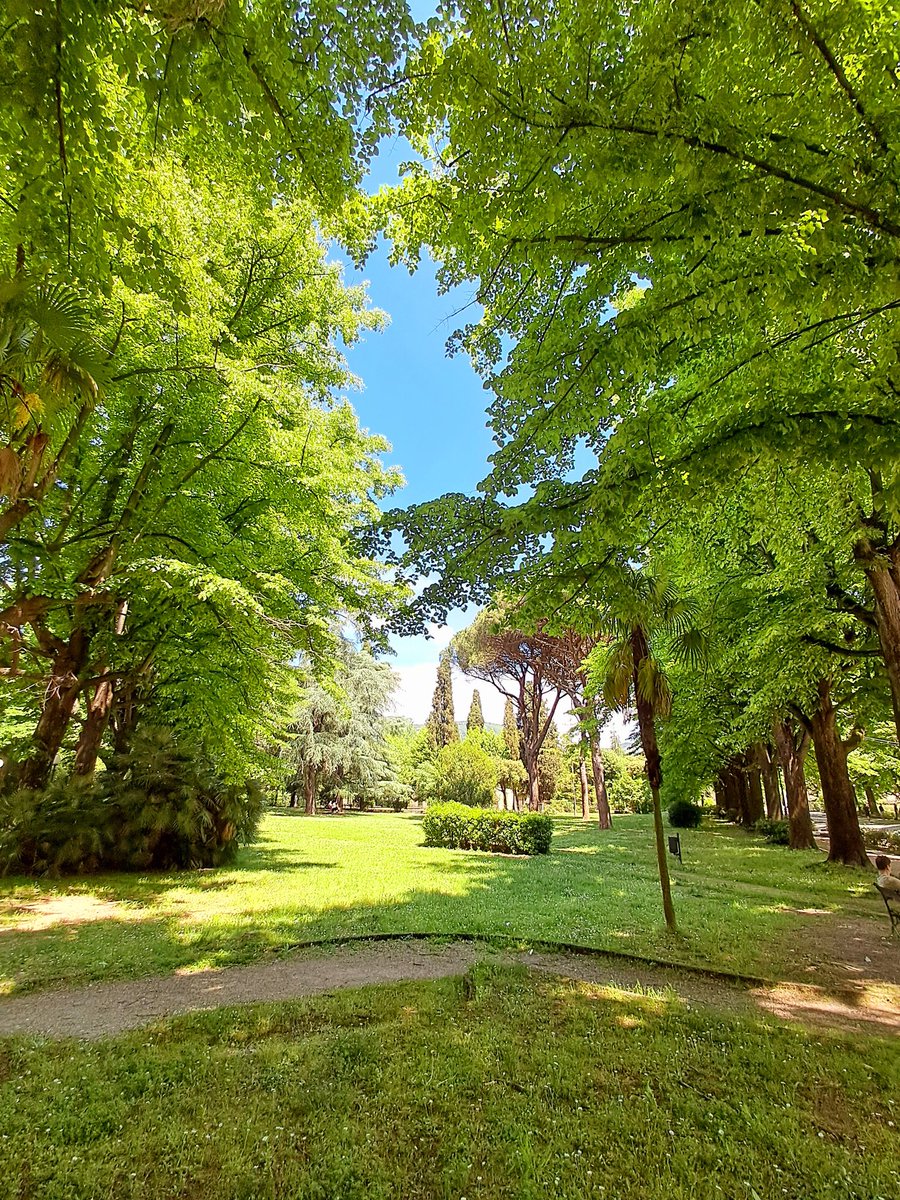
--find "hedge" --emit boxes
[422,803,553,855]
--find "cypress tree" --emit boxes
[502,697,519,757]
[466,689,485,734]
[427,650,459,747]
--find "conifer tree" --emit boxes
[466,689,485,735]
[427,650,459,748]
[503,698,519,759]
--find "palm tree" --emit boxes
[0,270,103,541]
[586,566,706,933]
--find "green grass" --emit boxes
[0,813,881,995]
[0,965,897,1200]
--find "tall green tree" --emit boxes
[466,689,485,735]
[285,645,399,813]
[426,650,459,748]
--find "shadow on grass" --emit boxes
[0,813,893,1003]
[2,967,898,1200]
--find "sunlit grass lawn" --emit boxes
[1,964,897,1200]
[0,812,881,995]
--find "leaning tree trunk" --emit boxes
[863,786,880,818]
[73,678,115,777]
[858,542,900,747]
[630,627,676,933]
[808,679,867,866]
[15,626,91,791]
[772,718,816,849]
[72,599,129,778]
[590,728,612,830]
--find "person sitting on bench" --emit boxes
[874,855,900,897]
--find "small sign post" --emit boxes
[668,833,682,865]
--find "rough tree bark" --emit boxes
[15,625,92,791]
[759,743,783,818]
[72,600,129,778]
[630,626,676,933]
[808,679,867,866]
[73,678,115,777]
[722,759,750,825]
[772,717,816,850]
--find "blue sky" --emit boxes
[338,136,502,723]
[335,102,627,742]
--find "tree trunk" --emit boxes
[521,746,541,811]
[304,765,317,815]
[863,786,880,818]
[723,759,750,824]
[808,679,867,866]
[72,678,115,778]
[745,752,765,825]
[861,558,900,747]
[590,731,612,830]
[772,718,816,850]
[713,778,726,812]
[15,627,91,791]
[631,627,676,933]
[758,744,782,818]
[578,753,591,819]
[110,677,141,757]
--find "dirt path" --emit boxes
[0,938,897,1041]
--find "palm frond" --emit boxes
[636,654,672,717]
[671,626,707,669]
[587,638,633,710]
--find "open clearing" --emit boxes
[1,965,897,1200]
[1,814,898,1200]
[0,812,895,998]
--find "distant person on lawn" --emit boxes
[874,855,900,898]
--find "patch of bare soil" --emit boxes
[0,938,897,1042]
[774,910,900,986]
[0,895,142,933]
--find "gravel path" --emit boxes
[0,939,896,1040]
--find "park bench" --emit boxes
[874,879,900,936]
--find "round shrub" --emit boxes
[668,798,702,829]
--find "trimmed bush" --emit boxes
[519,812,554,855]
[0,727,264,876]
[667,798,702,829]
[422,802,552,855]
[754,818,790,845]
